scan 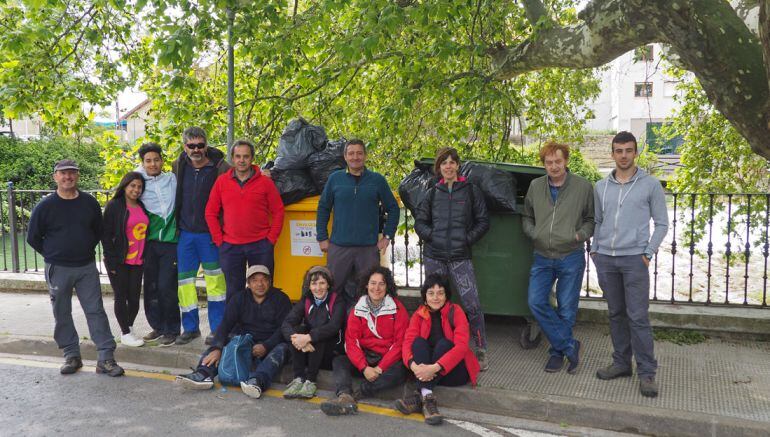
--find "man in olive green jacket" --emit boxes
[522,142,594,374]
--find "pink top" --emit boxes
[124,205,148,266]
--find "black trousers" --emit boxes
[107,264,143,335]
[143,240,180,335]
[290,338,338,382]
[331,353,406,397]
[411,337,470,390]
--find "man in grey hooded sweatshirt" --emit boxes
[591,131,668,398]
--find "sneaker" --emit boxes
[596,364,633,380]
[120,332,145,347]
[96,359,125,377]
[174,331,201,345]
[394,391,422,415]
[175,371,213,390]
[421,393,443,425]
[566,340,581,374]
[240,378,263,399]
[142,330,162,342]
[320,393,358,416]
[475,348,489,371]
[204,334,215,346]
[60,356,83,375]
[639,376,659,398]
[544,355,564,373]
[157,334,177,347]
[283,377,304,399]
[297,380,317,399]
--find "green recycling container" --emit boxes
[417,158,546,317]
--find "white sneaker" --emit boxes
[240,379,263,399]
[120,332,144,347]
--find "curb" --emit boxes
[1,334,767,437]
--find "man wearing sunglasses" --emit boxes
[172,127,231,345]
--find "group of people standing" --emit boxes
[26,126,666,425]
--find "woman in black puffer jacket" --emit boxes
[413,147,490,369]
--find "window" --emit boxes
[633,45,654,62]
[635,82,653,97]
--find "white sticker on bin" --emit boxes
[290,220,323,257]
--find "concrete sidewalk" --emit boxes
[1,291,769,437]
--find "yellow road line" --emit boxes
[1,356,424,422]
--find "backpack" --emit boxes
[217,333,254,386]
[304,293,338,319]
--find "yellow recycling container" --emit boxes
[273,196,330,301]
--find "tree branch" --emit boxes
[519,0,548,25]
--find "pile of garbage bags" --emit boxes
[269,118,347,205]
[399,160,519,214]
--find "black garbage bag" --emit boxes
[271,168,318,206]
[459,162,518,212]
[398,161,436,214]
[273,118,328,170]
[308,138,347,191]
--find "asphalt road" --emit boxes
[0,355,635,437]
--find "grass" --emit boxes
[653,328,708,345]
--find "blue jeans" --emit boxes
[197,342,289,390]
[527,249,585,358]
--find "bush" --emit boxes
[0,136,104,190]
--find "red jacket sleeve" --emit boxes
[265,178,285,244]
[204,176,225,246]
[437,304,471,374]
[344,311,367,372]
[378,302,409,371]
[402,311,421,368]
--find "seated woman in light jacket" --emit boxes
[395,273,480,425]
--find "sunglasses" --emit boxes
[185,142,207,149]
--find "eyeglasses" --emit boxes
[185,142,207,149]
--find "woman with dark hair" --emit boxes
[102,171,149,347]
[414,147,490,369]
[281,265,345,399]
[395,273,481,425]
[320,266,408,416]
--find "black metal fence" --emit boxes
[2,183,768,307]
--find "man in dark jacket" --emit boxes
[172,127,231,345]
[316,139,400,309]
[522,141,594,374]
[175,265,291,398]
[27,159,124,377]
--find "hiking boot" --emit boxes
[142,330,162,342]
[283,377,304,399]
[175,370,213,390]
[566,340,581,374]
[96,359,125,377]
[240,378,263,399]
[475,348,489,371]
[394,391,423,415]
[120,331,144,347]
[204,334,215,346]
[639,376,659,398]
[157,334,177,347]
[544,355,564,373]
[174,331,201,345]
[60,356,83,375]
[320,393,358,416]
[422,393,443,425]
[297,380,317,399]
[596,364,633,380]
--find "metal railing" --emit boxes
[2,183,768,307]
[388,193,770,308]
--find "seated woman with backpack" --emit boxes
[281,266,345,399]
[320,266,409,416]
[395,273,481,425]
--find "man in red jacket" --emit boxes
[205,139,285,302]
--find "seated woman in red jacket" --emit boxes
[320,266,409,416]
[395,273,481,425]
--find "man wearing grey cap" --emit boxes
[27,159,125,377]
[175,264,291,398]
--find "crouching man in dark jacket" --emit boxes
[174,265,291,399]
